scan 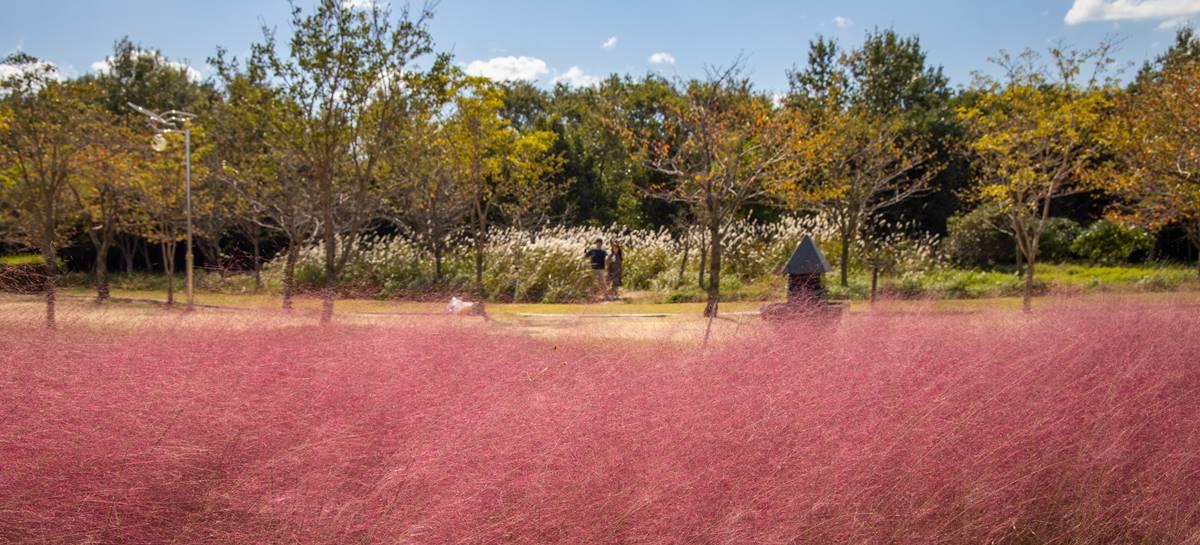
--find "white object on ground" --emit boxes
[446,297,478,316]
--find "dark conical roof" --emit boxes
[783,235,833,274]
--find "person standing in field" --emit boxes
[607,242,624,300]
[584,238,607,302]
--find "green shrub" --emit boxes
[1039,217,1083,262]
[1070,220,1155,264]
[945,206,1083,267]
[662,286,707,303]
[1,254,44,266]
[271,217,944,303]
[1136,271,1185,292]
[944,204,1016,268]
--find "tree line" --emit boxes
[2,0,1198,326]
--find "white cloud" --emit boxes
[770,92,787,109]
[91,49,202,82]
[602,36,618,49]
[648,52,676,65]
[464,56,549,82]
[0,64,25,81]
[1156,17,1185,29]
[833,15,853,29]
[341,0,381,9]
[1065,0,1200,24]
[0,58,62,83]
[552,66,603,88]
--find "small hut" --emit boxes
[762,235,842,321]
[782,235,833,305]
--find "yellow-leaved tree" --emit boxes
[619,64,822,317]
[783,105,940,288]
[444,75,562,295]
[69,112,139,302]
[957,45,1117,312]
[1102,57,1200,277]
[132,126,210,306]
[0,54,104,328]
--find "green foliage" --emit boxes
[0,254,48,266]
[946,205,1082,266]
[890,269,1032,299]
[271,216,943,303]
[1070,220,1155,264]
[84,37,214,116]
[1132,26,1200,90]
[944,204,1014,268]
[1039,217,1084,262]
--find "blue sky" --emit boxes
[3,0,1198,92]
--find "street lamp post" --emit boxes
[129,103,197,311]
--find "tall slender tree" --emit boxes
[382,66,471,284]
[69,109,137,301]
[245,0,435,322]
[207,63,318,309]
[958,43,1117,312]
[1101,31,1200,276]
[0,54,99,328]
[786,31,948,286]
[132,127,210,306]
[621,65,820,316]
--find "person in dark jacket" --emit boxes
[606,242,624,300]
[584,238,607,302]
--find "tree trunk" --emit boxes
[321,176,336,325]
[474,225,485,297]
[704,221,721,318]
[839,228,851,288]
[95,238,111,302]
[118,235,136,276]
[141,240,153,273]
[41,244,57,330]
[678,233,689,285]
[251,236,262,292]
[282,241,298,311]
[1022,257,1035,314]
[870,266,879,305]
[698,231,708,290]
[203,239,224,278]
[162,242,176,306]
[434,242,444,283]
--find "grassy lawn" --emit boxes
[38,261,1200,316]
[54,286,770,317]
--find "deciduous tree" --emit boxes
[958,44,1117,311]
[785,31,949,286]
[245,0,434,322]
[0,54,98,328]
[132,127,210,306]
[382,67,470,283]
[793,109,939,286]
[207,65,318,309]
[621,65,819,316]
[1102,42,1200,276]
[69,110,138,301]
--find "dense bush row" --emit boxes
[276,215,942,302]
[945,205,1156,268]
[262,212,1180,303]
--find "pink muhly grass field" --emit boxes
[1,305,1199,544]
